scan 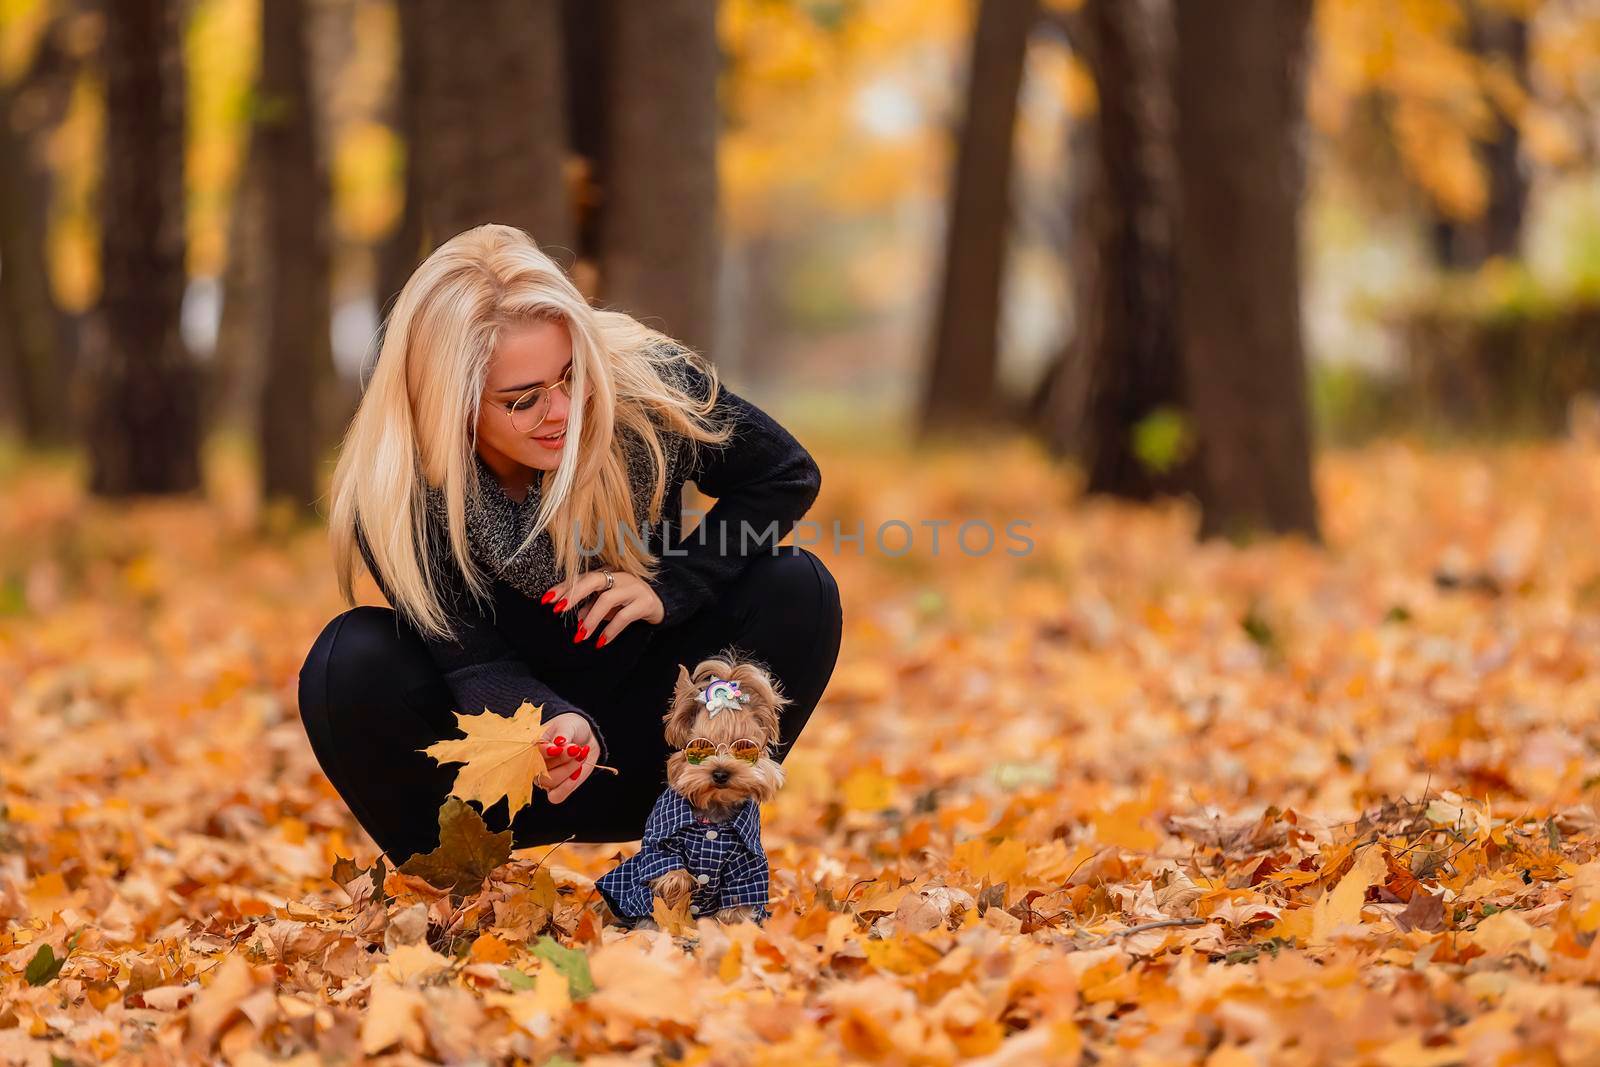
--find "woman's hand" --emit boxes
[535,712,601,803]
[544,569,664,647]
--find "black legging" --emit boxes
[296,545,843,864]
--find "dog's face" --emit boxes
[663,655,788,811]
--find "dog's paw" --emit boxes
[650,867,696,909]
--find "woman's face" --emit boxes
[475,318,583,478]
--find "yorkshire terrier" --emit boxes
[595,653,789,928]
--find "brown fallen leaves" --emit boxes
[11,440,1600,1063]
[395,797,513,900]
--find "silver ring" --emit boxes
[603,569,615,592]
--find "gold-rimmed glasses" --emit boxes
[504,361,576,434]
[685,737,764,764]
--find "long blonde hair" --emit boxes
[328,223,734,641]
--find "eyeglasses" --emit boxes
[685,737,764,764]
[502,361,576,434]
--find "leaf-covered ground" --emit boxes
[7,438,1600,1064]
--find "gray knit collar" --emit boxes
[423,425,687,601]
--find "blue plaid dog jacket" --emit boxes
[596,788,770,924]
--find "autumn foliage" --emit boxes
[8,436,1600,1062]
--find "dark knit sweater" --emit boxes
[354,362,821,764]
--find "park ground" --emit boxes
[6,434,1600,1063]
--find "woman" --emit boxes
[297,224,843,864]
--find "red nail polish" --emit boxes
[553,598,568,612]
[545,744,561,756]
[566,744,581,757]
[596,633,609,648]
[573,626,587,643]
[553,736,566,745]
[579,745,590,757]
[569,769,581,780]
[541,589,558,604]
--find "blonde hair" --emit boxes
[328,223,734,641]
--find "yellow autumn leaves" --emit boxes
[18,438,1600,1062]
[421,701,553,817]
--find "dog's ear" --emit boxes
[662,664,700,749]
[672,663,697,702]
[751,702,782,748]
[724,661,788,745]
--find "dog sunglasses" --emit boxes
[684,737,764,764]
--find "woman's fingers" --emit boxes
[543,572,601,613]
[536,747,589,794]
[537,715,593,787]
[543,741,599,804]
[545,572,661,646]
[576,588,627,640]
[595,600,647,646]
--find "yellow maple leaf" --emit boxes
[361,980,427,1056]
[422,701,550,816]
[1311,843,1389,946]
[652,891,695,935]
[378,942,452,985]
[1092,800,1161,852]
[951,838,1029,886]
[862,930,944,975]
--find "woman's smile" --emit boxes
[475,318,581,481]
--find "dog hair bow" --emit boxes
[697,677,751,718]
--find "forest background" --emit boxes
[7,0,1600,1063]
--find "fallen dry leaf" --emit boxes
[397,796,514,898]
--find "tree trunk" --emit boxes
[410,0,572,265]
[1173,0,1319,540]
[0,14,83,447]
[563,0,614,276]
[0,82,70,445]
[598,0,721,356]
[1429,2,1528,269]
[919,0,1038,436]
[1034,0,1186,499]
[86,0,200,496]
[725,231,788,387]
[257,0,333,510]
[374,0,426,319]
[212,135,268,444]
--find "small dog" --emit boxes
[595,653,789,927]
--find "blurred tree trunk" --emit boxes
[410,0,572,265]
[920,0,1038,436]
[0,14,83,446]
[374,0,426,319]
[598,0,720,356]
[1173,0,1318,540]
[213,140,267,444]
[86,0,200,496]
[1031,0,1187,499]
[0,84,69,445]
[1429,2,1528,269]
[728,231,788,386]
[257,0,333,509]
[563,0,614,281]
[1026,104,1094,446]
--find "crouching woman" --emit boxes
[296,223,843,864]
